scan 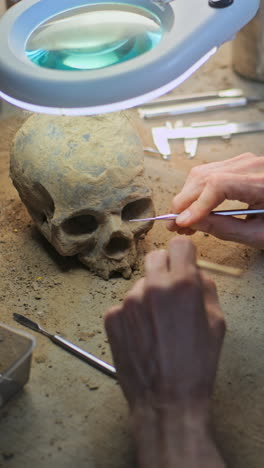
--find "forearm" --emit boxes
[131,402,226,468]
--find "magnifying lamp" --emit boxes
[0,0,260,115]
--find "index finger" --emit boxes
[168,237,197,274]
[144,249,169,276]
[176,173,257,227]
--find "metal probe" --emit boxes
[13,313,116,379]
[129,208,264,222]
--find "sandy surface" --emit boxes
[0,44,264,467]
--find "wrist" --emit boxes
[131,400,225,468]
[132,396,211,430]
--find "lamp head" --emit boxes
[0,0,260,115]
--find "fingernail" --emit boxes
[177,210,191,225]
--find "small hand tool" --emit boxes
[143,146,163,155]
[139,96,260,120]
[129,208,264,222]
[13,313,117,379]
[152,120,264,159]
[138,89,244,109]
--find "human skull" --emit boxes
[10,112,155,279]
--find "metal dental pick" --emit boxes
[129,208,264,223]
[13,313,116,379]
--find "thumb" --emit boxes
[176,173,262,227]
[192,215,264,249]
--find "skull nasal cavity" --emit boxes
[62,214,98,235]
[105,237,130,257]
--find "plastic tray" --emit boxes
[0,322,36,407]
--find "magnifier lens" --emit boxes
[25,6,163,70]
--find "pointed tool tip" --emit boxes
[129,218,152,222]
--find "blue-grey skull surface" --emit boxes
[10,112,155,279]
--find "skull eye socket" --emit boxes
[62,214,98,235]
[24,182,55,225]
[122,198,153,221]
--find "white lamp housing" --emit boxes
[0,0,260,115]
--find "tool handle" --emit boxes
[139,89,243,108]
[142,97,248,119]
[51,335,116,379]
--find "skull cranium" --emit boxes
[10,112,155,279]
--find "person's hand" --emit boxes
[105,238,226,468]
[105,237,225,410]
[167,153,264,249]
